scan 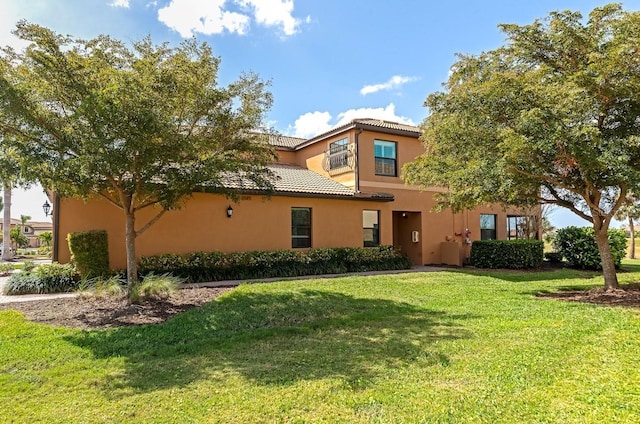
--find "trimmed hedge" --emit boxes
[553,226,627,270]
[470,239,544,269]
[67,230,110,279]
[4,263,80,295]
[139,246,412,283]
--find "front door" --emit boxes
[393,211,422,265]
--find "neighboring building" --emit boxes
[52,119,539,269]
[0,218,53,248]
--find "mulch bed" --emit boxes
[0,287,233,330]
[536,284,640,309]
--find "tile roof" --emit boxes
[269,164,354,196]
[267,118,421,150]
[268,134,307,149]
[351,119,421,135]
[219,164,393,200]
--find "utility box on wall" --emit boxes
[440,241,462,266]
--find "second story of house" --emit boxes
[270,119,424,196]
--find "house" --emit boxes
[0,218,53,248]
[52,119,539,269]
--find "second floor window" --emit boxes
[374,140,397,176]
[329,138,349,170]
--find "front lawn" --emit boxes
[1,268,639,422]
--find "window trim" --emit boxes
[374,139,397,177]
[291,207,312,248]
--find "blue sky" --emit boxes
[2,0,638,226]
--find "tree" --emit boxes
[0,142,25,261]
[614,194,640,259]
[38,231,52,247]
[10,226,27,249]
[0,23,276,293]
[403,4,640,290]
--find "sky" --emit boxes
[1,0,638,226]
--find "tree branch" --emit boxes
[135,209,166,237]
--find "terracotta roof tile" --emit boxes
[220,164,393,200]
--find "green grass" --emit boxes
[2,267,640,423]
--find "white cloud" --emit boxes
[335,103,415,126]
[360,75,418,96]
[109,0,130,8]
[157,0,306,38]
[289,111,332,138]
[236,0,302,36]
[288,104,415,139]
[158,0,250,37]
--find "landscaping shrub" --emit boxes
[0,263,14,276]
[22,260,36,272]
[139,246,412,283]
[4,263,79,295]
[77,276,127,298]
[67,230,110,279]
[470,239,544,269]
[130,273,183,304]
[553,226,627,270]
[544,251,564,264]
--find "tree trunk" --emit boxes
[2,184,12,261]
[124,208,138,297]
[594,228,619,290]
[629,217,636,259]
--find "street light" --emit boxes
[42,200,51,217]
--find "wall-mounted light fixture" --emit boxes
[42,200,51,217]
[226,205,233,218]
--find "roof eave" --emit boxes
[294,121,421,150]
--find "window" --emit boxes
[329,138,349,170]
[291,207,312,248]
[480,214,496,240]
[374,140,397,176]
[507,215,536,240]
[363,210,380,247]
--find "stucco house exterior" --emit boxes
[51,119,538,269]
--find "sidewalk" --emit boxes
[1,265,448,304]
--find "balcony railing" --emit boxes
[322,142,355,174]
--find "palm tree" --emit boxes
[614,194,640,259]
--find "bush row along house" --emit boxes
[51,119,539,269]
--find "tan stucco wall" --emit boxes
[56,193,393,270]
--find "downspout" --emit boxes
[354,129,362,192]
[52,193,60,262]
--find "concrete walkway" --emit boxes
[0,265,448,304]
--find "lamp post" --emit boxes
[42,200,51,217]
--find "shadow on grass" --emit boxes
[65,289,471,395]
[447,267,600,283]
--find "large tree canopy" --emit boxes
[0,22,276,289]
[403,4,640,289]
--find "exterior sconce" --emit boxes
[42,200,51,217]
[226,205,233,218]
